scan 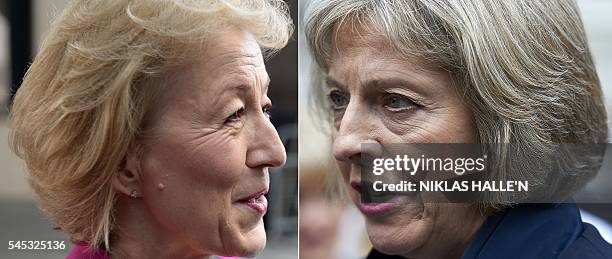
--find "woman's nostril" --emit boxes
[350,181,362,192]
[349,153,362,163]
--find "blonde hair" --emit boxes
[305,0,607,208]
[10,0,292,251]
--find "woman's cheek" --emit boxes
[176,128,246,181]
[138,130,248,250]
[196,132,247,183]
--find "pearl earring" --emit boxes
[130,190,141,198]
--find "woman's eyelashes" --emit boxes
[263,104,273,120]
[327,89,420,113]
[381,92,419,112]
[225,107,245,126]
[223,104,273,126]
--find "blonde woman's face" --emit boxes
[327,24,482,257]
[138,28,286,257]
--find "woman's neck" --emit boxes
[109,197,211,259]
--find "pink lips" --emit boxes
[351,181,399,216]
[356,201,399,216]
[238,189,268,214]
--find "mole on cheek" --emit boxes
[157,183,166,190]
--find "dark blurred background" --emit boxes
[0,1,297,258]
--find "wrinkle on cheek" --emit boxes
[217,206,247,255]
[180,127,243,182]
[385,108,475,142]
[183,127,237,154]
[218,210,231,253]
[385,115,437,140]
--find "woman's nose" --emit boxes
[332,102,376,163]
[246,115,287,169]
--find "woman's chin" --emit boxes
[365,215,432,256]
[221,221,267,258]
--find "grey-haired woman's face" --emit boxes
[327,24,484,257]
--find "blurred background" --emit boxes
[0,0,297,258]
[298,0,612,258]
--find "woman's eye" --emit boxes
[263,105,272,119]
[328,90,349,110]
[383,93,417,111]
[225,108,245,125]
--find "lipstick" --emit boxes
[238,189,269,214]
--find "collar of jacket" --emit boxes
[461,203,583,259]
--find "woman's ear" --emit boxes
[113,144,144,198]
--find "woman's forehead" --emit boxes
[330,18,393,54]
[194,27,264,63]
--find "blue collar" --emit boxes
[462,203,583,259]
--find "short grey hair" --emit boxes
[305,0,607,209]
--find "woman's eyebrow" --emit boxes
[325,76,346,89]
[326,76,426,94]
[214,75,271,104]
[223,84,252,94]
[363,77,432,97]
[223,74,270,93]
[209,84,250,108]
[363,78,418,90]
